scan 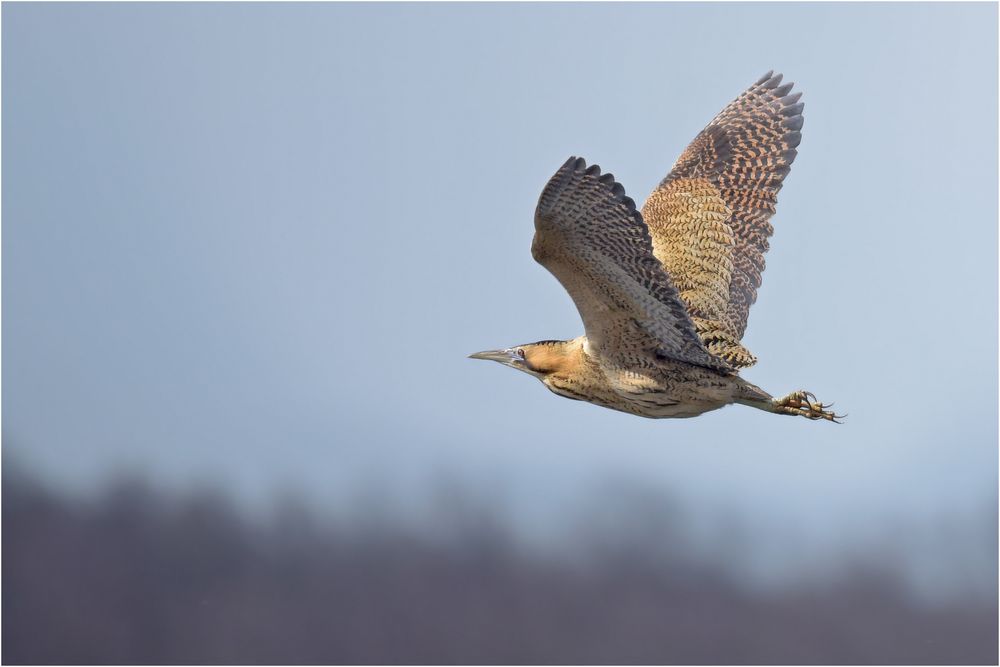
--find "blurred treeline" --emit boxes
[3,469,996,665]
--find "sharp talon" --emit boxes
[775,390,843,423]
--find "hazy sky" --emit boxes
[4,3,997,596]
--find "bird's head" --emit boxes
[468,339,579,381]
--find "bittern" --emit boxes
[471,71,842,422]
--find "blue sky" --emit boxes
[4,2,997,597]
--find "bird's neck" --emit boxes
[540,336,624,405]
[525,337,587,376]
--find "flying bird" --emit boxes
[470,71,842,422]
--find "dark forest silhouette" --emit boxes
[3,470,996,665]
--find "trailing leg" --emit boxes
[735,381,844,423]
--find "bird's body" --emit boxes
[471,72,841,422]
[512,337,768,420]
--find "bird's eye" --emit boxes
[516,348,526,359]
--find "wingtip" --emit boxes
[755,70,775,85]
[761,72,784,90]
[773,82,794,98]
[781,91,803,106]
[554,155,637,213]
[563,156,592,173]
[782,114,804,131]
[754,71,805,102]
[781,99,804,115]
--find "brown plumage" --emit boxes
[471,72,841,422]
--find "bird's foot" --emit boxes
[774,390,845,423]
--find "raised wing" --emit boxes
[532,157,731,373]
[642,71,804,368]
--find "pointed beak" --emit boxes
[468,348,520,365]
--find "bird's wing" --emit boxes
[641,71,803,368]
[532,156,731,373]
